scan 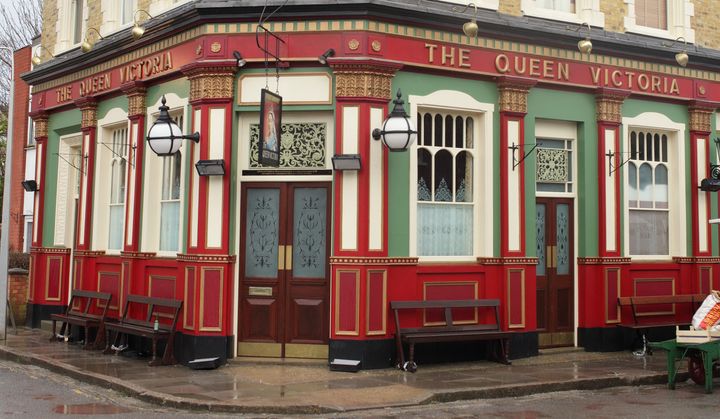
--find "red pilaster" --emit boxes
[74,98,98,251]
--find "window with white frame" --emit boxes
[627,130,669,256]
[108,127,128,250]
[100,0,137,35]
[56,0,87,52]
[71,0,85,44]
[521,0,604,26]
[416,111,476,257]
[120,0,134,25]
[624,0,694,42]
[159,113,183,252]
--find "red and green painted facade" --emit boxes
[23,1,720,367]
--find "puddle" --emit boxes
[52,403,133,415]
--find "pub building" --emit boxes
[22,0,720,368]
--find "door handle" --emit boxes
[285,245,293,271]
[278,245,285,270]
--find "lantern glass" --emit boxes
[382,115,416,151]
[148,119,183,156]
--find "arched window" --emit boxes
[108,127,128,250]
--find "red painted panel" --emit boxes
[634,278,675,315]
[338,271,358,332]
[700,267,711,294]
[46,258,62,301]
[185,267,196,330]
[605,268,620,323]
[367,271,385,332]
[202,269,222,329]
[509,270,524,326]
[98,272,120,311]
[425,282,476,323]
[149,275,176,299]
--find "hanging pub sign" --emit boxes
[258,88,282,167]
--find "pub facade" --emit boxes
[23,0,720,368]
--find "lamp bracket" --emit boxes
[54,152,85,175]
[606,150,631,177]
[509,142,538,170]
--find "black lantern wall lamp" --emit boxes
[700,138,720,192]
[146,95,200,156]
[372,89,417,152]
[21,180,38,192]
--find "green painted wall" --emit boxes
[44,109,82,247]
[97,95,127,121]
[621,99,691,256]
[525,88,598,257]
[388,72,499,257]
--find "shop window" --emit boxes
[108,127,128,250]
[521,0,604,26]
[536,138,573,194]
[416,111,475,257]
[624,0,694,43]
[159,113,183,252]
[627,131,669,256]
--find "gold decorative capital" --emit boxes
[688,101,716,134]
[75,98,98,129]
[331,61,401,100]
[595,89,630,124]
[30,112,49,139]
[122,82,147,118]
[497,77,536,114]
[182,62,236,102]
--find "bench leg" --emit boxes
[50,320,58,342]
[395,334,406,369]
[103,330,121,355]
[161,333,177,366]
[148,336,160,366]
[704,352,713,394]
[92,323,106,350]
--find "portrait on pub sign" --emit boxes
[258,89,282,167]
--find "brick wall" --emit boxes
[601,0,627,33]
[40,0,58,57]
[692,0,720,50]
[87,0,103,39]
[10,47,31,253]
[499,0,521,16]
[8,271,28,325]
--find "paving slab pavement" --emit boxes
[0,329,694,414]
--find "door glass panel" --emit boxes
[293,188,327,278]
[245,188,280,278]
[536,204,546,276]
[556,203,570,275]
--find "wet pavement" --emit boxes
[0,329,699,414]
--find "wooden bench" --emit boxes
[103,295,183,366]
[617,294,706,355]
[50,290,112,350]
[391,299,514,372]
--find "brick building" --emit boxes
[21,0,720,367]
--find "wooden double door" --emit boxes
[536,198,574,347]
[238,182,330,358]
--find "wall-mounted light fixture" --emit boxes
[233,50,247,68]
[21,180,38,192]
[146,95,200,156]
[331,154,362,171]
[372,89,417,152]
[131,9,154,40]
[663,37,689,67]
[31,46,54,66]
[318,48,335,65]
[81,27,104,53]
[452,2,479,37]
[567,22,592,54]
[195,159,226,176]
[700,138,720,191]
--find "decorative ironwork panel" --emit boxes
[293,188,327,278]
[249,123,326,168]
[556,204,570,275]
[245,189,280,278]
[536,204,546,276]
[536,148,568,183]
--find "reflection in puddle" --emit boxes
[52,403,132,415]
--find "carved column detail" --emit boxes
[332,62,400,99]
[689,102,716,134]
[183,65,236,102]
[76,98,98,129]
[122,82,147,117]
[497,78,535,114]
[595,90,630,124]
[30,112,49,138]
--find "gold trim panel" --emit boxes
[237,342,282,357]
[284,343,328,359]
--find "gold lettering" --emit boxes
[651,75,661,92]
[590,67,601,84]
[104,74,110,90]
[164,52,172,70]
[557,62,569,80]
[625,71,635,88]
[56,86,72,103]
[611,70,622,87]
[441,46,455,66]
[514,56,526,74]
[142,59,151,78]
[670,79,680,95]
[638,74,649,90]
[425,43,437,63]
[543,60,553,78]
[529,58,540,76]
[152,56,161,74]
[459,48,470,68]
[495,54,509,73]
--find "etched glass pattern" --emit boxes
[245,189,280,278]
[556,203,569,275]
[536,138,573,193]
[293,188,327,278]
[536,204,546,276]
[249,123,326,168]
